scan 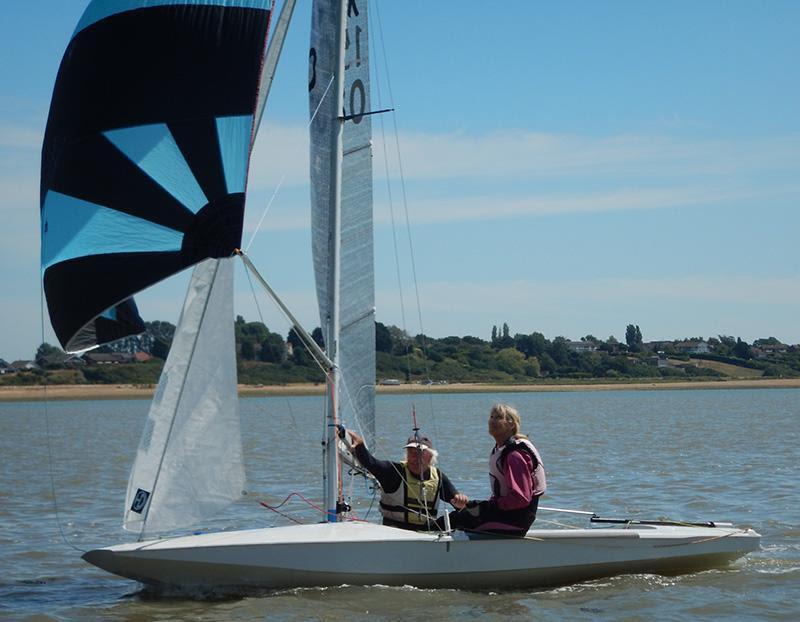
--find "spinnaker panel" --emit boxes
[41,0,272,352]
[309,0,375,442]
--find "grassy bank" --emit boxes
[1,377,799,402]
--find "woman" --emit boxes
[450,403,546,537]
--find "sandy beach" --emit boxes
[1,378,799,402]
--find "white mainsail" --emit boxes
[123,258,244,536]
[309,0,375,444]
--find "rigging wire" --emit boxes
[334,369,446,532]
[241,6,447,528]
[240,255,345,515]
[242,258,266,324]
[372,0,441,444]
[240,259,309,505]
[238,252,329,376]
[244,73,336,253]
[39,284,85,554]
[369,17,411,384]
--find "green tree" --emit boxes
[258,332,286,363]
[375,321,392,353]
[495,348,526,375]
[493,322,514,349]
[515,332,548,358]
[288,328,314,366]
[35,343,63,367]
[236,320,269,343]
[386,325,410,356]
[145,320,175,342]
[625,324,643,352]
[240,339,256,360]
[716,335,736,356]
[524,356,541,378]
[538,352,557,375]
[549,336,572,366]
[733,337,752,360]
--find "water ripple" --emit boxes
[1,389,798,620]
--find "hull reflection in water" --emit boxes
[83,522,760,590]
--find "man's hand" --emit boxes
[451,493,468,510]
[348,429,364,448]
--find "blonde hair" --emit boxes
[490,403,528,439]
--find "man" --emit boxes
[346,430,468,531]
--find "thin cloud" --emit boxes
[375,276,800,344]
[379,182,798,225]
[378,131,800,181]
[410,276,800,308]
[246,123,800,230]
[4,121,798,238]
[249,124,800,188]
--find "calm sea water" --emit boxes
[1,389,798,621]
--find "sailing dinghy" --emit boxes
[41,0,759,590]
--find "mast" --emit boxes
[311,0,374,521]
[323,0,349,522]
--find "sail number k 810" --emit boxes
[308,0,367,124]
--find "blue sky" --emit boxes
[1,1,799,361]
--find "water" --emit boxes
[1,389,798,620]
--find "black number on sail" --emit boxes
[348,79,365,124]
[130,488,151,514]
[345,25,362,70]
[354,25,362,68]
[308,47,317,91]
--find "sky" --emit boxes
[1,0,799,361]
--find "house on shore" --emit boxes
[84,352,135,365]
[673,340,711,355]
[567,341,597,353]
[8,360,40,372]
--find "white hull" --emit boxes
[83,522,760,590]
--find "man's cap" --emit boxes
[404,434,434,451]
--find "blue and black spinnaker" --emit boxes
[41,0,273,352]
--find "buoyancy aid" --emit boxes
[489,436,546,504]
[379,461,442,527]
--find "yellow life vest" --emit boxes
[379,462,442,527]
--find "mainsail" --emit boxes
[40,0,272,352]
[309,0,375,443]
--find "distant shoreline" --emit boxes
[1,378,798,402]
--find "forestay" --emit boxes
[124,258,244,536]
[309,0,375,442]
